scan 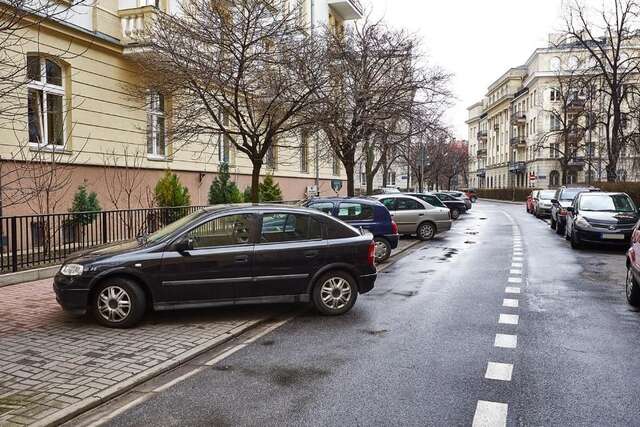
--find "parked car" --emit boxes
[372,186,401,195]
[626,220,640,306]
[404,193,448,210]
[431,192,467,219]
[565,192,639,249]
[54,205,377,328]
[534,190,556,218]
[445,191,472,210]
[372,194,452,240]
[305,197,399,263]
[550,186,598,235]
[526,190,539,214]
[460,188,478,203]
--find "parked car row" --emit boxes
[55,190,469,328]
[527,187,640,308]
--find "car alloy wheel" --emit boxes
[626,267,640,306]
[418,223,435,241]
[451,209,460,220]
[320,277,352,310]
[97,285,131,323]
[374,238,391,263]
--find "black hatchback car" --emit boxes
[54,205,377,328]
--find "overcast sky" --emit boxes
[370,0,573,140]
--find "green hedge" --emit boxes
[593,182,640,205]
[476,188,532,202]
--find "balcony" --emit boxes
[328,0,363,20]
[477,130,488,141]
[509,161,526,174]
[493,122,500,131]
[511,111,526,125]
[119,6,157,48]
[567,96,586,112]
[477,146,487,157]
[509,136,526,148]
[476,168,486,178]
[567,157,586,168]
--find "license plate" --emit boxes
[602,233,625,240]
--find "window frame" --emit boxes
[258,212,323,244]
[147,91,167,159]
[337,202,375,222]
[27,55,66,149]
[181,213,257,249]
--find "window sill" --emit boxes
[147,155,170,162]
[29,144,72,155]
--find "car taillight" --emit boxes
[368,240,376,267]
[391,221,398,234]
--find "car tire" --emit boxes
[417,222,436,241]
[312,271,357,316]
[471,196,477,203]
[550,217,557,230]
[373,237,391,263]
[570,229,582,249]
[91,278,147,328]
[450,209,460,220]
[626,266,640,307]
[556,221,564,235]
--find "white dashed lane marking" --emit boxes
[510,269,522,275]
[513,257,524,262]
[503,298,519,308]
[472,400,508,427]
[485,362,514,381]
[494,334,518,349]
[505,286,521,294]
[498,314,519,325]
[508,277,522,284]
[511,262,523,268]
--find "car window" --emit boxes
[579,194,636,212]
[187,214,253,248]
[147,210,205,244]
[538,190,556,200]
[260,213,322,243]
[436,193,454,201]
[338,202,374,221]
[560,189,583,200]
[308,202,334,215]
[414,194,444,208]
[379,198,396,210]
[396,198,422,211]
[325,218,359,239]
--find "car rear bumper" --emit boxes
[575,228,632,245]
[383,233,400,249]
[436,220,452,233]
[53,274,90,315]
[358,272,377,294]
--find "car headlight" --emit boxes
[60,264,84,276]
[575,217,591,230]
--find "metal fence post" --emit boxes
[10,217,17,272]
[101,211,108,244]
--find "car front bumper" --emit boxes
[53,273,91,315]
[575,228,633,245]
[537,207,551,216]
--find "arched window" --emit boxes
[27,55,65,147]
[549,170,560,187]
[567,55,579,70]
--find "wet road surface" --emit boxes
[70,201,639,427]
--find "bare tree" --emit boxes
[132,0,327,202]
[316,15,451,196]
[563,0,640,181]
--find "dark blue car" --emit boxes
[305,197,399,262]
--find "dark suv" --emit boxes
[550,186,598,235]
[54,205,377,328]
[305,197,399,262]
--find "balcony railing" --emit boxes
[328,0,363,20]
[567,97,586,111]
[477,147,487,157]
[493,123,500,131]
[477,130,488,141]
[509,136,526,147]
[508,161,526,174]
[119,6,157,46]
[476,168,486,178]
[567,157,586,168]
[511,111,526,125]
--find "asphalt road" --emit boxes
[72,201,639,427]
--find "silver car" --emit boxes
[372,194,452,240]
[445,191,472,210]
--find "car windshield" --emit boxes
[539,190,555,200]
[146,210,205,244]
[560,189,584,200]
[580,194,637,212]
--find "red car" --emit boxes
[461,188,477,203]
[526,190,539,214]
[626,220,640,306]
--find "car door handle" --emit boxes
[418,213,424,216]
[304,250,319,259]
[234,255,249,264]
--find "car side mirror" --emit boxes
[175,238,194,253]
[551,199,559,205]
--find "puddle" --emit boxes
[360,329,390,336]
[464,241,476,244]
[392,290,418,297]
[271,367,330,386]
[261,340,275,346]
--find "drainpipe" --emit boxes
[311,0,320,192]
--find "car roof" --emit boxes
[307,196,383,206]
[201,203,318,215]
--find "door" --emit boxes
[390,197,425,234]
[250,212,326,297]
[159,213,257,303]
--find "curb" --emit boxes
[479,198,524,205]
[34,239,421,426]
[0,265,60,288]
[33,318,265,427]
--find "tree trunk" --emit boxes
[250,160,262,203]
[344,162,355,197]
[366,174,375,195]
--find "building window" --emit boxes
[147,92,166,158]
[219,111,230,164]
[266,144,277,170]
[549,170,560,187]
[550,142,560,158]
[550,113,562,131]
[27,55,65,147]
[332,154,341,176]
[387,171,396,186]
[300,135,309,173]
[550,88,561,102]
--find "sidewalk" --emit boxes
[0,238,421,426]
